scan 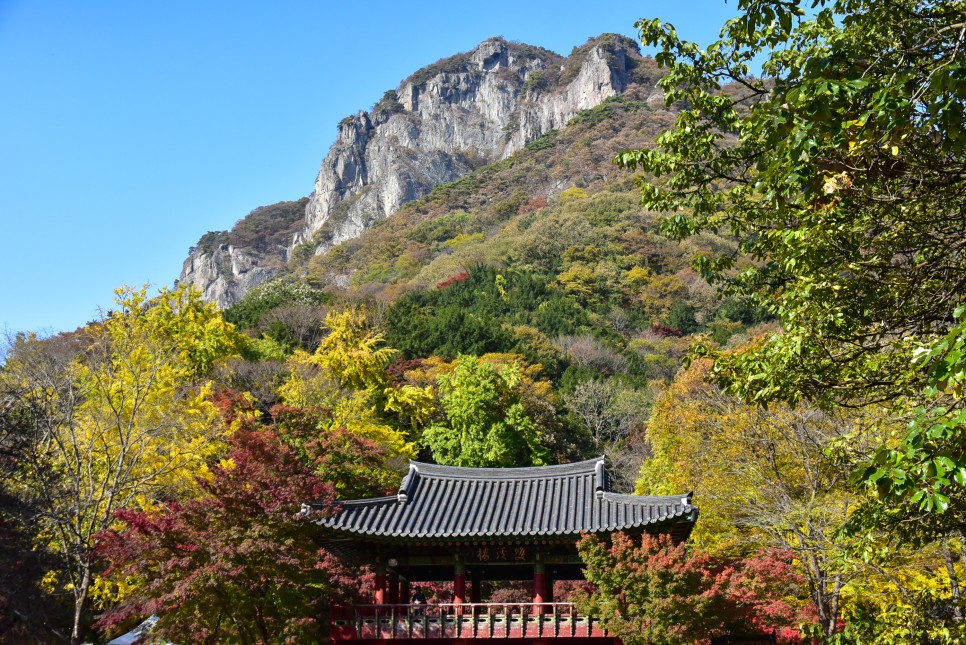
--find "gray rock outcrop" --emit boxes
[297,35,640,253]
[179,243,282,309]
[179,198,307,307]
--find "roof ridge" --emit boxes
[408,456,604,480]
[335,495,398,508]
[601,491,694,506]
[312,460,698,543]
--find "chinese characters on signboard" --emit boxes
[470,545,530,562]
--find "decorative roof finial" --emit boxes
[397,463,417,505]
[594,458,607,499]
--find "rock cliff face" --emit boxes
[297,35,643,252]
[180,244,282,308]
[181,34,653,308]
[179,198,307,307]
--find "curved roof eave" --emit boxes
[306,458,698,542]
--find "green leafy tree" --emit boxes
[423,356,550,467]
[618,0,966,526]
[384,266,590,359]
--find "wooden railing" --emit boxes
[331,602,610,640]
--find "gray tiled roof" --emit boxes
[307,457,696,541]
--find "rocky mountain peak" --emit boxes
[296,34,643,255]
[181,34,656,308]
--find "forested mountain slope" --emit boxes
[214,78,774,488]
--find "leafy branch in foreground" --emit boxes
[620,0,966,524]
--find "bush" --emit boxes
[224,279,328,331]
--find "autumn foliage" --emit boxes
[12,1,966,636]
[270,404,400,498]
[96,427,339,644]
[435,271,470,290]
[576,532,813,645]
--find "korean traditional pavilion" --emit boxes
[303,457,698,643]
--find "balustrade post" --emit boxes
[503,604,509,639]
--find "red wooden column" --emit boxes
[400,578,410,605]
[454,560,467,606]
[532,561,546,615]
[374,560,387,605]
[387,571,399,604]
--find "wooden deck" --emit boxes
[331,603,616,642]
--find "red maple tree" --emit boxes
[576,532,815,645]
[96,427,340,644]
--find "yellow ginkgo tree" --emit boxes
[0,285,242,645]
[278,308,431,464]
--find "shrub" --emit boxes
[224,279,328,331]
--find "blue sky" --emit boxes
[0,1,742,334]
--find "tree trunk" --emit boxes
[70,567,92,645]
[806,550,841,639]
[256,604,271,644]
[946,540,963,621]
[827,572,843,637]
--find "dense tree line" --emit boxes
[4,0,965,641]
[0,278,778,643]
